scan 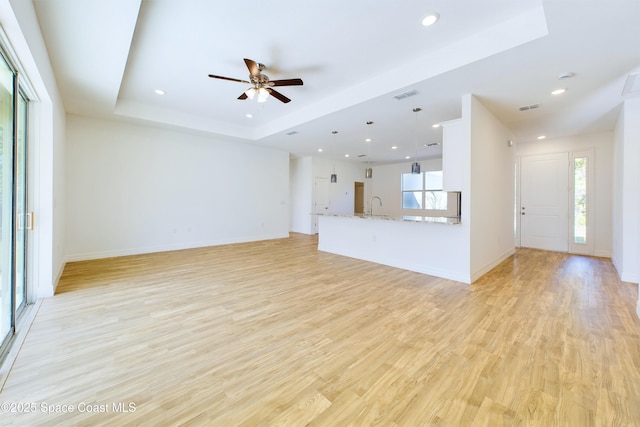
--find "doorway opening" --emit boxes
[354,182,364,214]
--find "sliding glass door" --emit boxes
[0,52,15,353]
[0,50,30,358]
[15,91,28,312]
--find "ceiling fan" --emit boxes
[208,58,303,103]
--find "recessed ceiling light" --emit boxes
[432,123,441,128]
[405,155,411,159]
[154,89,165,95]
[551,88,567,96]
[344,154,350,158]
[537,135,546,140]
[365,138,372,142]
[317,148,323,152]
[422,12,440,26]
[391,146,398,150]
[246,113,253,118]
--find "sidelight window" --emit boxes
[573,157,587,244]
[570,149,593,255]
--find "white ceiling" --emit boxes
[33,0,640,165]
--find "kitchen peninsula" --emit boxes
[312,97,517,285]
[317,213,470,283]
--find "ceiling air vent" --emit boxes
[518,103,540,112]
[393,89,420,100]
[285,131,298,136]
[357,154,367,158]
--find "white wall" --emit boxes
[289,156,364,235]
[612,100,639,283]
[516,131,614,258]
[290,156,313,234]
[312,156,365,214]
[4,0,66,297]
[66,115,290,260]
[467,95,516,280]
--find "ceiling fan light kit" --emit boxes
[257,87,269,103]
[209,58,303,103]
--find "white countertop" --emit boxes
[315,212,461,225]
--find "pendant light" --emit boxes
[365,121,374,179]
[411,108,421,174]
[365,167,373,179]
[331,130,338,183]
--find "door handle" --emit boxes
[18,212,34,230]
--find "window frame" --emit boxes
[401,170,455,216]
[569,149,594,255]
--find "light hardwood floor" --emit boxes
[1,233,639,426]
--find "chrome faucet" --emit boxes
[370,196,382,216]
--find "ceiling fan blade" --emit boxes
[269,78,304,87]
[267,88,291,103]
[237,92,248,100]
[244,58,260,78]
[208,74,250,84]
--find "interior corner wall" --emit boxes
[290,156,314,234]
[612,99,640,284]
[65,115,290,261]
[467,95,515,281]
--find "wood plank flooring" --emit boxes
[1,233,639,426]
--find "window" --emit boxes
[402,171,447,211]
[573,157,587,244]
[570,149,593,255]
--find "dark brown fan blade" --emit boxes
[269,78,304,87]
[237,92,248,100]
[244,58,260,78]
[208,74,250,84]
[267,88,291,103]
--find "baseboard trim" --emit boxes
[65,233,290,263]
[317,246,471,284]
[594,249,612,258]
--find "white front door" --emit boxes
[314,177,330,233]
[520,152,569,252]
